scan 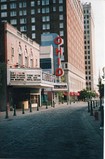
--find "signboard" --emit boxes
[53,83,68,91]
[54,36,64,77]
[7,68,56,86]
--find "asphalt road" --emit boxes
[0,103,103,159]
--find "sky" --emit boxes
[81,0,105,77]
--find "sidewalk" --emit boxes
[0,101,86,121]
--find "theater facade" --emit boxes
[0,22,58,111]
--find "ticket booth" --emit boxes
[30,93,40,108]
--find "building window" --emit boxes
[20,18,27,24]
[59,0,63,3]
[46,7,49,13]
[10,3,16,9]
[18,54,22,66]
[0,0,7,2]
[1,4,7,10]
[19,10,27,16]
[20,26,27,32]
[42,0,45,5]
[42,24,50,30]
[42,24,45,30]
[42,7,49,13]
[32,33,36,39]
[36,59,38,67]
[46,0,49,5]
[31,17,35,23]
[32,25,35,30]
[31,9,35,15]
[25,57,28,67]
[11,47,14,63]
[46,16,50,21]
[47,24,50,29]
[59,6,63,12]
[42,16,50,22]
[37,1,40,5]
[87,20,89,23]
[85,56,87,59]
[59,23,63,28]
[10,11,16,16]
[53,0,56,3]
[19,2,26,8]
[31,1,35,7]
[42,8,45,13]
[59,14,63,20]
[59,31,64,36]
[18,43,22,55]
[38,8,41,13]
[42,0,49,5]
[1,12,7,17]
[42,16,45,22]
[10,19,17,25]
[53,7,56,12]
[30,59,33,68]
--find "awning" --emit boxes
[63,92,80,96]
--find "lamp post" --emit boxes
[98,77,104,129]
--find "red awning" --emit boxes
[64,92,80,96]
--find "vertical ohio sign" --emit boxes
[54,36,64,77]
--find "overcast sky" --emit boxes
[81,0,105,77]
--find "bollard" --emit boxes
[94,110,99,120]
[93,100,95,108]
[37,105,39,111]
[46,101,48,109]
[90,101,93,116]
[96,100,98,107]
[5,104,9,119]
[88,101,90,112]
[22,104,25,114]
[13,104,16,116]
[53,101,55,108]
[29,102,32,112]
[100,103,104,128]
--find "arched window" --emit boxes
[24,45,28,67]
[30,48,34,68]
[18,42,23,66]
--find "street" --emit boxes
[0,103,103,159]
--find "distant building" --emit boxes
[102,67,105,84]
[40,45,54,74]
[83,3,96,91]
[40,33,68,103]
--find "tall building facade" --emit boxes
[83,3,96,91]
[0,0,86,98]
